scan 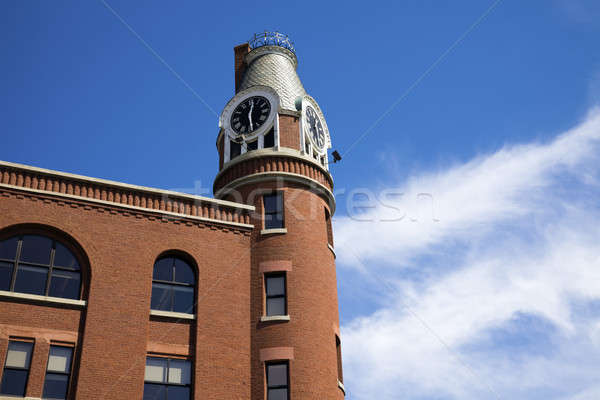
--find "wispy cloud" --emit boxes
[336,109,600,399]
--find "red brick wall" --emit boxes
[278,114,301,151]
[237,181,343,400]
[0,188,252,399]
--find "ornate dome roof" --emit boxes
[238,45,306,111]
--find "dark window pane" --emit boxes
[153,258,173,281]
[19,235,52,265]
[230,141,241,159]
[0,237,18,260]
[266,277,285,296]
[264,129,275,148]
[167,385,190,400]
[247,140,258,151]
[0,261,13,291]
[266,297,286,316]
[264,214,284,230]
[268,388,288,400]
[43,373,69,399]
[263,194,279,213]
[267,364,288,387]
[49,270,81,299]
[143,383,166,400]
[14,264,48,295]
[172,285,194,314]
[53,242,79,269]
[174,259,194,285]
[0,369,28,396]
[151,283,172,311]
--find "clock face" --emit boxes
[230,96,271,135]
[305,105,325,149]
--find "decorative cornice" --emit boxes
[215,147,334,187]
[0,160,254,231]
[215,171,336,215]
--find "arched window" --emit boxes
[151,256,195,314]
[0,235,81,300]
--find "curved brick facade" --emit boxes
[240,182,343,400]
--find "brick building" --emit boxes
[0,32,344,400]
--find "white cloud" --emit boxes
[336,109,600,399]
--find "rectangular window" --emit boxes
[265,273,287,316]
[263,193,284,230]
[43,345,74,400]
[336,336,343,384]
[266,361,289,400]
[325,208,333,246]
[144,356,191,400]
[230,140,241,160]
[264,128,275,148]
[0,340,33,397]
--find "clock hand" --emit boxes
[248,100,254,131]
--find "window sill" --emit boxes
[0,290,86,307]
[0,396,42,400]
[260,315,290,322]
[338,380,346,395]
[150,309,196,320]
[260,228,288,236]
[327,243,336,258]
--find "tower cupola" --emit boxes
[215,32,334,211]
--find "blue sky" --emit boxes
[2,1,600,399]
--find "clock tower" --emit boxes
[214,32,344,399]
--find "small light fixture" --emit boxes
[331,150,342,163]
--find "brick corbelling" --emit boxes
[0,162,253,228]
[0,188,252,236]
[214,155,333,193]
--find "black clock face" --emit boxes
[230,96,271,134]
[305,106,325,149]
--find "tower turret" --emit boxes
[214,32,344,399]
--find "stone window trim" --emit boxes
[259,347,294,362]
[146,343,190,357]
[0,290,86,308]
[258,260,292,274]
[260,228,288,236]
[149,310,196,320]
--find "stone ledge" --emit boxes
[328,243,336,259]
[0,184,254,230]
[150,309,195,320]
[0,290,86,307]
[260,315,290,322]
[260,228,288,236]
[338,380,346,395]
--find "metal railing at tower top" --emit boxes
[248,31,296,54]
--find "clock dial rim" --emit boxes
[230,96,272,135]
